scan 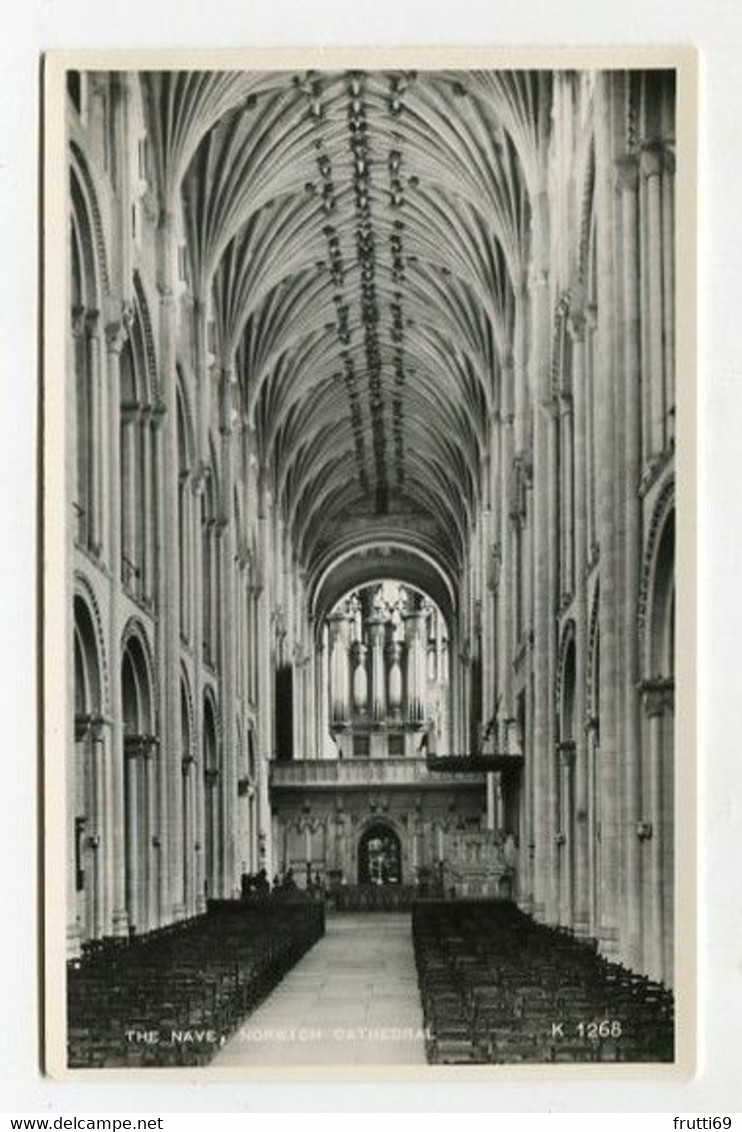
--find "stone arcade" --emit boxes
[67,67,676,991]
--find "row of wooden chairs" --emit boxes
[67,900,325,1068]
[412,902,674,1065]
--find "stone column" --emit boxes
[98,715,114,937]
[257,486,274,758]
[617,153,644,968]
[219,367,238,898]
[67,725,82,956]
[662,147,676,444]
[143,738,158,932]
[190,301,209,912]
[593,74,621,956]
[105,316,131,937]
[496,771,505,833]
[140,406,154,605]
[560,394,574,599]
[120,403,139,592]
[191,472,207,914]
[526,169,554,923]
[483,465,498,823]
[123,737,141,931]
[486,771,496,833]
[315,629,328,757]
[532,393,558,924]
[256,752,273,881]
[181,754,195,916]
[70,305,85,548]
[559,741,576,929]
[178,471,191,640]
[89,718,106,939]
[531,393,551,923]
[84,310,103,558]
[568,312,590,937]
[187,484,196,647]
[203,765,219,898]
[586,716,600,937]
[210,521,220,660]
[155,210,180,924]
[585,308,598,551]
[513,274,531,455]
[292,641,305,758]
[641,143,666,458]
[248,787,257,873]
[255,506,275,879]
[641,680,673,984]
[522,677,535,917]
[499,380,515,749]
[479,450,494,733]
[404,607,426,724]
[545,399,560,926]
[304,618,317,759]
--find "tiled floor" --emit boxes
[214,912,427,1066]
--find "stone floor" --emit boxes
[214,911,427,1066]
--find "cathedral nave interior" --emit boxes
[65,65,677,1066]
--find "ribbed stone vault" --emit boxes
[142,69,548,590]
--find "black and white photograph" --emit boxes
[42,51,695,1078]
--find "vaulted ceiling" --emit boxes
[141,69,550,594]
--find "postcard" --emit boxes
[42,46,696,1081]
